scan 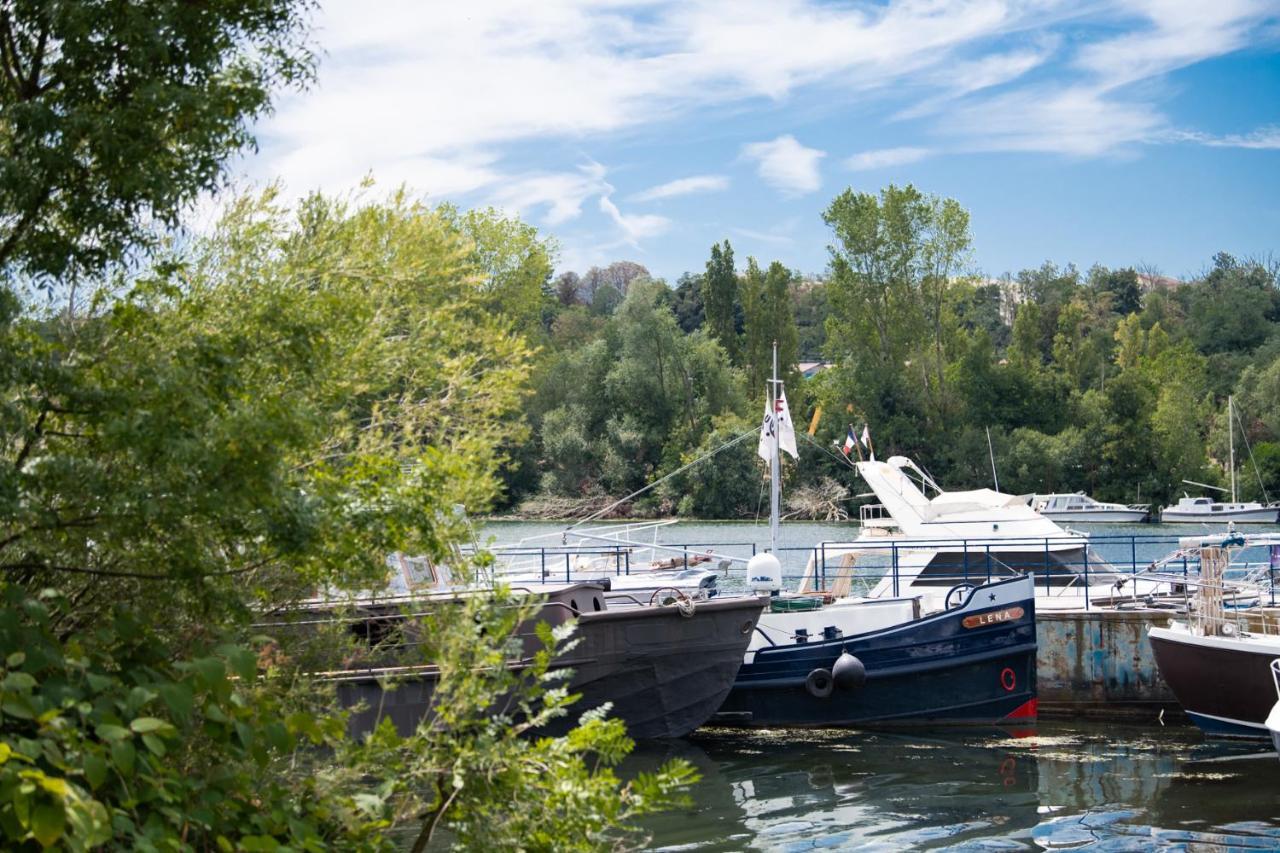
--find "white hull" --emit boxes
[1161,508,1280,524]
[1039,509,1149,524]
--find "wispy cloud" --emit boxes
[741,135,825,195]
[630,174,730,203]
[845,146,933,171]
[599,194,671,246]
[1171,125,1280,149]
[730,225,794,246]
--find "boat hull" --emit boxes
[1039,509,1149,523]
[713,576,1037,727]
[1160,508,1280,523]
[336,595,764,740]
[1148,625,1280,739]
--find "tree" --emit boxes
[702,240,738,362]
[671,271,705,333]
[440,205,556,334]
[821,184,970,443]
[0,189,697,847]
[555,270,584,306]
[0,0,315,281]
[741,258,800,395]
[582,261,650,304]
[1090,266,1142,316]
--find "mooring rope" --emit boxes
[562,425,761,534]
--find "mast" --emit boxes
[769,341,780,555]
[1229,395,1237,504]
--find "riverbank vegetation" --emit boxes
[500,191,1280,517]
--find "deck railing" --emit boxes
[465,532,1280,610]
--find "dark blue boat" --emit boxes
[712,575,1038,727]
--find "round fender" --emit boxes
[832,652,866,690]
[805,668,834,699]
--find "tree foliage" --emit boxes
[0,0,315,281]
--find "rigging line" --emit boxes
[800,430,859,471]
[1233,402,1272,505]
[563,426,761,534]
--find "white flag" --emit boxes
[758,390,799,461]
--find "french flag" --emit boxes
[841,427,856,457]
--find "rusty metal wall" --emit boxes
[1037,610,1181,720]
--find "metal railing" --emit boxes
[468,533,1280,611]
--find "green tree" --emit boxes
[0,0,314,281]
[821,184,971,446]
[702,240,738,362]
[440,205,557,335]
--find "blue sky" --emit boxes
[245,1,1280,283]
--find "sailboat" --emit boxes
[1160,397,1279,524]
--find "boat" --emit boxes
[1148,532,1280,739]
[1159,397,1280,524]
[803,455,1168,612]
[273,566,765,740]
[1031,492,1149,523]
[713,574,1038,727]
[1160,495,1279,524]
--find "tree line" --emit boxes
[499,187,1280,518]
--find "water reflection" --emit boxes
[634,723,1280,850]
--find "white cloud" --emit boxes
[488,161,610,225]
[598,194,671,246]
[845,146,933,171]
[1074,0,1272,90]
[741,135,825,195]
[630,174,730,202]
[941,84,1168,156]
[1171,125,1280,149]
[253,0,1082,199]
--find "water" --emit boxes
[630,722,1280,851]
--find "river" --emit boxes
[631,722,1280,850]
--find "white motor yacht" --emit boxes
[1160,496,1279,524]
[1031,493,1149,523]
[803,455,1169,612]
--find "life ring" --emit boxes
[1000,667,1016,692]
[805,668,834,699]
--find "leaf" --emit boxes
[83,753,108,789]
[3,697,35,719]
[129,717,171,734]
[30,800,65,847]
[94,724,131,742]
[218,645,258,682]
[158,683,194,721]
[141,733,166,757]
[6,651,25,668]
[193,657,226,690]
[110,740,135,775]
[2,671,36,692]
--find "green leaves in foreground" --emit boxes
[0,589,382,851]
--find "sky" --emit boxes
[241,0,1280,283]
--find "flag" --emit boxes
[807,405,822,437]
[841,427,856,457]
[860,424,874,461]
[757,390,799,461]
[776,390,798,459]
